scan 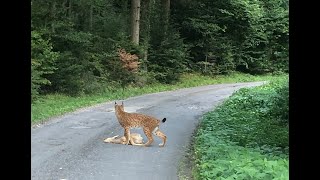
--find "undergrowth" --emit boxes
[31,72,283,125]
[192,75,289,180]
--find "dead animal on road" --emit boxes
[104,133,144,145]
[114,101,167,147]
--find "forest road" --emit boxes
[31,81,265,180]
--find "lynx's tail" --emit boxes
[162,118,167,123]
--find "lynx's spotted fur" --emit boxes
[114,102,167,147]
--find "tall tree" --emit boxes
[140,0,152,70]
[131,0,141,44]
[161,0,170,36]
[89,4,93,31]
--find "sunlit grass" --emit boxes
[31,72,286,124]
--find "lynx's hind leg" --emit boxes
[143,128,154,147]
[153,127,167,147]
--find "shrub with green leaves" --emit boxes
[31,30,59,102]
[148,30,190,84]
[193,75,289,179]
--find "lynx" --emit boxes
[114,102,167,147]
[104,133,144,145]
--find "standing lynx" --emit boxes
[114,102,167,147]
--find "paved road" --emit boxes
[31,82,265,180]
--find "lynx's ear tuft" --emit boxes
[121,101,124,105]
[162,118,167,123]
[115,101,117,105]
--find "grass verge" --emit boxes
[190,75,289,179]
[31,72,285,125]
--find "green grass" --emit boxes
[31,72,285,125]
[191,75,289,180]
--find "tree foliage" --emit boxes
[31,0,288,100]
[171,0,288,75]
[31,30,59,101]
[31,0,136,98]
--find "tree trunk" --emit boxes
[141,0,151,71]
[51,1,56,33]
[162,0,170,21]
[205,53,208,73]
[161,0,170,36]
[68,0,72,19]
[89,4,93,31]
[131,0,141,45]
[141,0,150,42]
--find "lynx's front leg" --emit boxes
[124,127,131,145]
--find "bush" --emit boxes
[31,30,59,102]
[193,75,289,179]
[148,30,190,84]
[270,81,289,124]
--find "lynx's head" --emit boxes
[114,101,124,112]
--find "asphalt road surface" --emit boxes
[31,81,265,180]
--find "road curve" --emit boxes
[31,81,266,180]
